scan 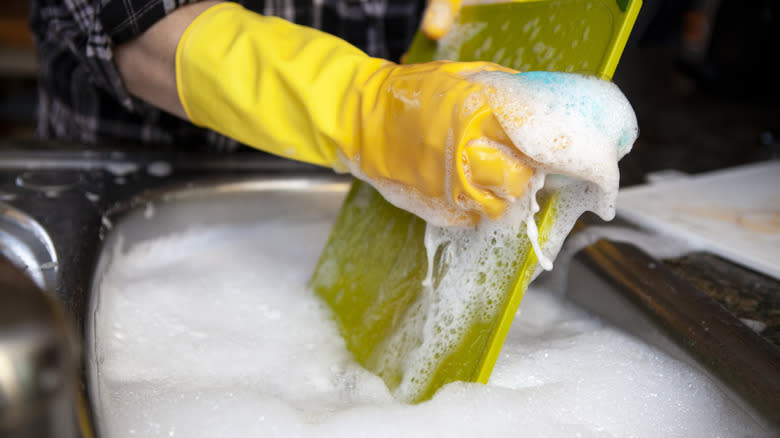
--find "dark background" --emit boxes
[1,0,778,185]
[613,0,780,185]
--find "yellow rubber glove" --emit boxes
[176,2,533,226]
[422,0,463,40]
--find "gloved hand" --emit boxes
[421,0,463,40]
[176,3,533,226]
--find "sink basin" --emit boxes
[82,174,779,437]
[1,145,776,437]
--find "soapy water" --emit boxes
[90,219,768,438]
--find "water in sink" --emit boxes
[87,184,768,438]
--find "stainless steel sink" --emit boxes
[86,176,779,437]
[0,144,329,438]
[0,205,78,438]
[0,202,57,292]
[1,144,778,437]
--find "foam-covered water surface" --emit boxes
[89,203,767,437]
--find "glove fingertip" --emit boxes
[422,0,456,40]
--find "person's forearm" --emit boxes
[114,1,222,119]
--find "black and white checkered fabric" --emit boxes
[30,0,424,151]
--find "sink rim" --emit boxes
[0,201,58,292]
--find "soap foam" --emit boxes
[90,219,769,437]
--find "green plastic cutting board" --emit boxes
[311,0,641,403]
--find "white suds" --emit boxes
[90,217,769,437]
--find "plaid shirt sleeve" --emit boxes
[30,0,424,151]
